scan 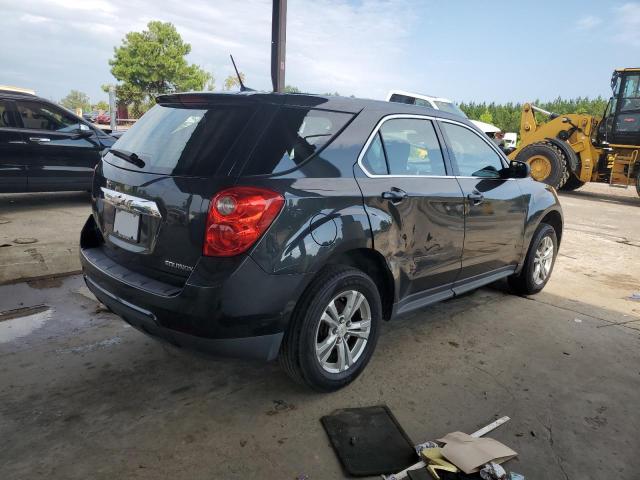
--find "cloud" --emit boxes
[575,15,602,30]
[613,2,640,46]
[0,0,417,102]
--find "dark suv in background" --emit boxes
[0,89,116,193]
[80,92,562,391]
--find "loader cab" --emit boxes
[601,69,640,146]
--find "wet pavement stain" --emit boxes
[0,306,52,343]
[27,277,64,289]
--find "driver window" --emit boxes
[16,101,80,132]
[440,122,505,177]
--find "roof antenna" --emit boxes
[230,54,253,92]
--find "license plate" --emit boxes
[113,209,140,242]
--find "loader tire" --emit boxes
[560,174,585,191]
[515,141,569,189]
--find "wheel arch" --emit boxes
[539,209,563,246]
[315,248,395,321]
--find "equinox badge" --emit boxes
[164,260,193,272]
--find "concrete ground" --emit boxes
[1,184,639,479]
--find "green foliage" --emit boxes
[60,90,91,113]
[93,101,109,112]
[479,110,493,124]
[283,85,300,93]
[223,72,246,91]
[459,97,609,133]
[108,21,210,115]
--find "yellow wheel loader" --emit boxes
[508,68,640,197]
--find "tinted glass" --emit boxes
[107,104,256,175]
[441,122,504,177]
[361,132,388,175]
[620,74,640,113]
[433,100,468,118]
[0,101,14,127]
[379,118,446,176]
[388,94,415,105]
[16,101,80,132]
[243,107,353,175]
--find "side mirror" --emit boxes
[506,160,530,179]
[71,124,94,139]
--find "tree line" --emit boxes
[459,96,609,133]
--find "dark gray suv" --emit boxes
[80,92,562,391]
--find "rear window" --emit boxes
[106,104,256,175]
[242,107,353,175]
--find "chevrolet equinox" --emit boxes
[80,92,563,391]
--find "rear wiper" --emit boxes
[108,148,145,168]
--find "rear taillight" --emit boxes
[203,186,285,257]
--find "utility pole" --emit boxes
[108,85,116,132]
[271,0,287,92]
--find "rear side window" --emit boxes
[361,133,387,175]
[242,107,353,175]
[107,104,256,176]
[16,101,81,132]
[0,101,15,128]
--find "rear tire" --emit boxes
[515,141,569,189]
[508,223,558,295]
[279,266,382,392]
[560,174,585,191]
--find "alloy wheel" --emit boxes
[315,290,371,374]
[533,235,554,285]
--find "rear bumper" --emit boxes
[80,215,310,361]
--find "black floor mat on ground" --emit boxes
[321,405,416,476]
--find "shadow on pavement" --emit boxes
[559,189,640,207]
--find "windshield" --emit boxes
[434,100,468,118]
[106,104,256,175]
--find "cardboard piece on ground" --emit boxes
[436,431,517,474]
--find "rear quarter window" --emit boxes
[241,107,353,176]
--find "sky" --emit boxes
[1,0,639,105]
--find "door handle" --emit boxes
[29,137,51,143]
[467,191,484,206]
[381,188,408,203]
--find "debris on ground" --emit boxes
[381,416,518,480]
[628,292,640,302]
[321,405,416,477]
[479,462,506,480]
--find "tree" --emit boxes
[283,85,300,93]
[108,21,210,115]
[60,90,91,113]
[479,110,493,124]
[224,72,246,91]
[93,101,109,112]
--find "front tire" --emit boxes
[515,142,569,189]
[279,266,382,392]
[509,223,558,295]
[560,174,585,191]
